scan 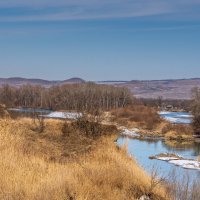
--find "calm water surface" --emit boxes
[118,137,200,183]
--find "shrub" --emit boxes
[30,116,45,133]
[161,123,193,136]
[61,121,75,137]
[111,105,161,130]
[0,104,10,118]
[72,116,117,137]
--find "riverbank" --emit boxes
[108,107,195,142]
[119,124,195,141]
[0,118,169,200]
[8,106,196,142]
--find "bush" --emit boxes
[61,121,75,137]
[73,117,117,137]
[0,104,10,118]
[161,123,193,136]
[61,115,118,138]
[111,105,161,130]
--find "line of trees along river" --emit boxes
[0,83,133,112]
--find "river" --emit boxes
[118,111,200,185]
[118,137,200,183]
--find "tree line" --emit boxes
[0,83,133,112]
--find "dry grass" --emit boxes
[165,131,193,141]
[159,123,194,141]
[0,118,169,200]
[161,123,193,135]
[164,139,194,149]
[111,105,161,130]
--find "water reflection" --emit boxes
[8,108,52,118]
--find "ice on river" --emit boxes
[154,154,200,170]
[159,111,192,124]
[121,128,140,137]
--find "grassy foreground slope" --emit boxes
[0,118,168,200]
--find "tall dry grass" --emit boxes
[111,105,161,130]
[160,123,193,141]
[0,118,168,200]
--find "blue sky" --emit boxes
[0,0,200,81]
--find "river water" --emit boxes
[118,137,200,183]
[118,111,200,184]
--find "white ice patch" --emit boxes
[159,111,171,115]
[41,112,82,119]
[157,157,180,161]
[121,128,140,137]
[169,160,200,170]
[159,111,192,124]
[155,154,200,170]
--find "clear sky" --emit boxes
[0,0,200,81]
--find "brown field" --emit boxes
[0,118,169,200]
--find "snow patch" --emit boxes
[153,153,200,171]
[159,111,171,115]
[120,128,140,137]
[156,157,180,161]
[41,112,82,119]
[169,160,200,170]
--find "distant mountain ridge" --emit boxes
[122,78,200,100]
[0,77,199,99]
[0,77,85,87]
[97,78,200,99]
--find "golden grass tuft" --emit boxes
[0,118,169,200]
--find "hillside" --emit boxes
[121,78,200,99]
[98,78,200,99]
[0,118,168,200]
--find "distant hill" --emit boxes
[61,78,85,84]
[0,77,199,99]
[121,78,200,99]
[96,78,200,99]
[0,77,85,87]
